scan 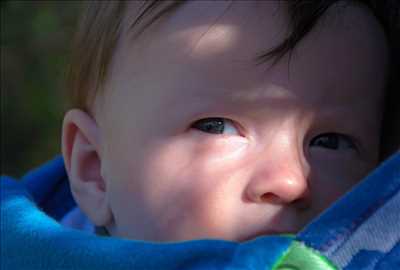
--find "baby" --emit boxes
[61,0,394,242]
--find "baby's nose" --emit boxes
[245,151,310,206]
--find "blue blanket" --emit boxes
[1,153,400,269]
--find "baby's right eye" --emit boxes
[191,118,240,135]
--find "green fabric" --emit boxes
[272,241,338,270]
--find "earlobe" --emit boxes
[62,109,113,226]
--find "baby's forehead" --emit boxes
[122,1,287,50]
[116,1,387,95]
[120,1,386,66]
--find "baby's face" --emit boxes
[94,1,387,242]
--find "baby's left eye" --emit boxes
[310,133,356,150]
[191,117,240,135]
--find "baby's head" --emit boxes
[62,0,397,242]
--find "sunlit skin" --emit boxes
[63,1,388,242]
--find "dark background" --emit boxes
[2,1,82,177]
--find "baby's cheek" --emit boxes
[159,185,238,241]
[139,136,249,241]
[106,134,250,241]
[308,152,374,211]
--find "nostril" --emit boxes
[260,192,310,207]
[260,193,283,204]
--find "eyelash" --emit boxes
[191,117,357,151]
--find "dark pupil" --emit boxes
[194,118,225,134]
[313,134,339,149]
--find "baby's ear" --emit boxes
[62,109,112,227]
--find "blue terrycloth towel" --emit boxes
[1,153,400,269]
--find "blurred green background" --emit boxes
[1,1,82,177]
